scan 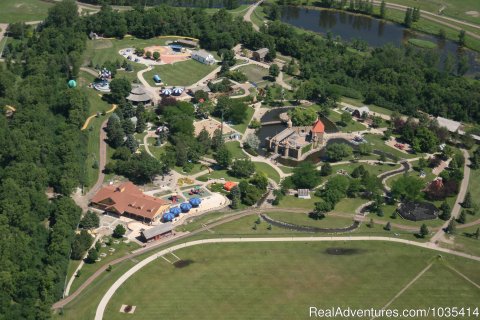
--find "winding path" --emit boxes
[243,0,265,31]
[94,235,480,320]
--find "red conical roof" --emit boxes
[311,119,325,133]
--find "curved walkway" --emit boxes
[81,104,117,131]
[94,235,480,320]
[261,213,360,233]
[243,0,265,31]
[379,161,411,193]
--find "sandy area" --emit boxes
[194,118,235,137]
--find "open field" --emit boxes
[378,0,480,25]
[230,106,254,133]
[0,0,52,23]
[144,59,217,87]
[253,161,281,184]
[103,241,480,320]
[340,97,395,116]
[332,162,400,177]
[237,64,271,86]
[225,141,247,159]
[326,110,367,132]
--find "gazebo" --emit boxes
[189,197,202,207]
[163,211,175,222]
[127,85,152,105]
[170,206,181,217]
[180,202,192,212]
[161,88,172,96]
[172,87,184,96]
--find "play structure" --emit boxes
[93,80,111,93]
[188,186,204,196]
[68,79,77,88]
[223,181,237,191]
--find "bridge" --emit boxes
[261,120,283,125]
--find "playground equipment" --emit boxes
[161,88,172,96]
[188,186,203,195]
[99,68,112,81]
[68,80,77,88]
[172,87,184,96]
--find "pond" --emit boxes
[280,6,480,74]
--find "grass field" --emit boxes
[0,0,53,23]
[253,162,281,184]
[103,241,480,320]
[78,71,114,189]
[332,162,400,177]
[224,141,247,159]
[340,97,395,116]
[408,38,438,49]
[237,64,271,86]
[144,59,217,87]
[326,110,369,132]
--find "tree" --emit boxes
[291,162,321,189]
[384,222,391,231]
[463,191,472,208]
[438,28,446,39]
[106,114,125,148]
[231,158,255,178]
[445,220,456,234]
[125,134,138,153]
[311,201,332,219]
[269,63,280,79]
[358,143,372,155]
[457,55,469,76]
[211,129,224,151]
[145,51,152,59]
[288,107,317,126]
[85,248,98,264]
[419,224,429,238]
[380,0,386,18]
[326,143,353,162]
[439,201,451,220]
[244,134,260,150]
[474,227,480,240]
[320,162,332,176]
[230,185,241,209]
[250,173,269,191]
[109,78,131,103]
[340,112,352,125]
[113,224,126,238]
[404,7,413,28]
[214,145,232,169]
[152,51,160,61]
[135,114,146,133]
[458,30,466,47]
[79,211,100,229]
[412,7,420,22]
[71,230,94,260]
[457,210,467,224]
[391,174,425,201]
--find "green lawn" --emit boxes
[278,194,321,210]
[0,0,53,23]
[363,133,418,159]
[278,165,294,174]
[341,96,394,117]
[332,197,368,214]
[103,241,480,320]
[268,211,354,228]
[408,38,438,49]
[144,59,217,87]
[253,162,281,184]
[224,141,247,159]
[327,110,368,132]
[332,162,400,177]
[197,169,241,182]
[69,239,140,294]
[237,64,271,86]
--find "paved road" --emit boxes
[94,235,480,320]
[430,149,471,244]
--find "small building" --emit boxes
[252,48,269,62]
[141,223,173,242]
[176,39,198,48]
[352,106,370,118]
[297,189,311,199]
[90,181,170,223]
[170,44,184,52]
[127,85,152,105]
[436,116,462,133]
[223,181,237,191]
[191,50,215,65]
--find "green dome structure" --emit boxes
[68,79,77,88]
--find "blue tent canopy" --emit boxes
[180,202,192,212]
[163,212,175,222]
[189,197,201,207]
[170,44,182,51]
[153,74,161,83]
[170,207,181,216]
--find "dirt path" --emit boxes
[80,104,116,131]
[0,23,8,57]
[243,0,265,31]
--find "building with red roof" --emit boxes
[310,119,325,147]
[90,182,170,223]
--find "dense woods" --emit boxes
[78,0,248,9]
[0,1,88,318]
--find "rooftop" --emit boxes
[142,222,173,239]
[311,119,325,133]
[436,116,461,133]
[91,182,170,220]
